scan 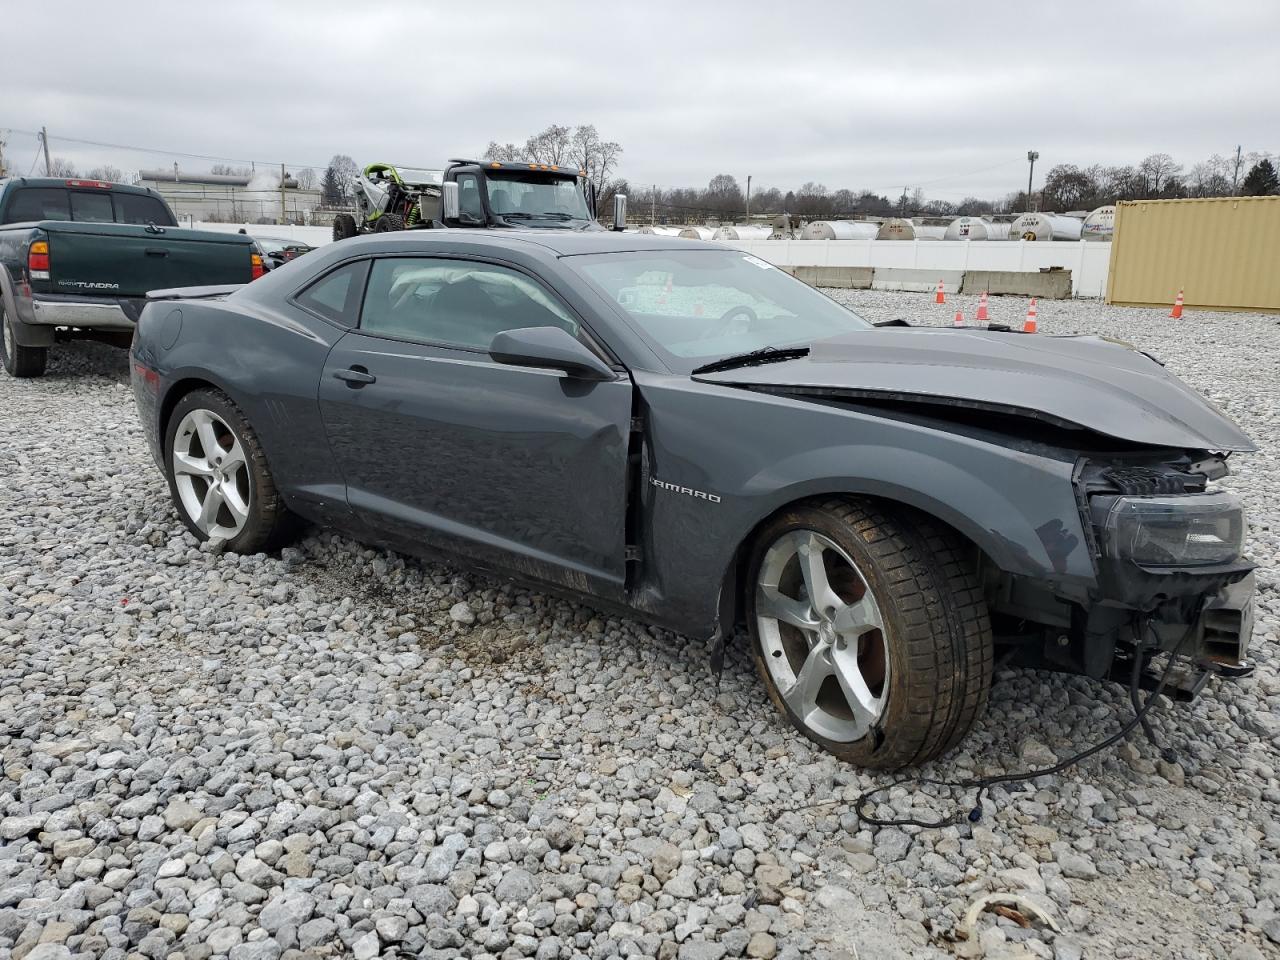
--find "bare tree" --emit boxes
[48,157,78,177]
[525,125,573,165]
[325,154,359,201]
[294,168,317,191]
[210,163,251,177]
[483,141,522,162]
[1138,153,1182,196]
[86,164,126,184]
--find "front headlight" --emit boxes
[1101,492,1245,567]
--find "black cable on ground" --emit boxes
[846,609,1206,830]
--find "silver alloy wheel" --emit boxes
[171,408,251,540]
[756,530,890,743]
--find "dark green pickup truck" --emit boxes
[0,177,262,377]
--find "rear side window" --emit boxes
[295,261,368,325]
[4,188,71,223]
[70,191,114,223]
[114,193,175,226]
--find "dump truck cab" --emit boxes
[435,160,605,232]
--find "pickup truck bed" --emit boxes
[0,177,260,377]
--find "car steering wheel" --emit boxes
[713,305,757,337]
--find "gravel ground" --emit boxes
[1,292,1278,960]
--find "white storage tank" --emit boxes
[639,225,683,236]
[712,224,774,241]
[677,226,717,240]
[912,223,947,240]
[943,217,1011,241]
[800,220,880,240]
[876,218,916,240]
[1081,205,1116,241]
[1009,212,1083,241]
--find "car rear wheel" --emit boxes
[747,498,993,769]
[1,301,48,378]
[332,213,358,241]
[165,388,296,553]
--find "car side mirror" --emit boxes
[442,181,460,221]
[489,326,614,381]
[612,194,627,231]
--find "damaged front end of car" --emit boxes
[993,451,1255,699]
[698,327,1258,700]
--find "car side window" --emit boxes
[360,257,579,351]
[294,260,368,326]
[456,174,484,223]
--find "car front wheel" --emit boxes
[747,498,993,769]
[164,388,295,553]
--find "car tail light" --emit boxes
[28,240,50,280]
[250,252,264,280]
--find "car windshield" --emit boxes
[256,238,288,253]
[485,172,591,224]
[570,249,872,372]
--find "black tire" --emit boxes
[1,300,48,378]
[332,213,358,241]
[373,213,404,233]
[746,497,992,769]
[164,388,297,553]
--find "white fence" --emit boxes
[184,221,335,248]
[720,239,1113,297]
[182,222,1113,298]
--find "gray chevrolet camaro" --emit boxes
[130,231,1256,769]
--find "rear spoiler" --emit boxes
[146,284,244,301]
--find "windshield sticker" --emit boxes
[743,255,774,270]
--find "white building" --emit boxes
[139,166,323,224]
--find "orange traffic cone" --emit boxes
[976,290,989,322]
[935,280,946,305]
[1169,288,1184,319]
[953,309,964,327]
[1023,298,1038,333]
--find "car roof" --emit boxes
[1,176,163,198]
[332,229,729,258]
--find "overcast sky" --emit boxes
[3,0,1276,200]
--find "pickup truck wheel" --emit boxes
[0,302,48,378]
[332,213,358,241]
[165,388,296,553]
[747,498,993,769]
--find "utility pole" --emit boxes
[1026,150,1040,211]
[651,184,656,225]
[0,131,7,178]
[39,126,51,175]
[745,175,752,220]
[1232,145,1243,193]
[280,163,288,225]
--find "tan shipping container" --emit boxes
[1105,196,1280,313]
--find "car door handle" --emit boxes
[333,366,376,387]
[144,247,170,257]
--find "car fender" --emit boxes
[634,374,1096,638]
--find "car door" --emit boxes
[317,254,634,598]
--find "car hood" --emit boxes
[694,328,1255,452]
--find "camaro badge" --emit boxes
[651,477,721,503]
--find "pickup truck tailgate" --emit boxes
[41,222,252,297]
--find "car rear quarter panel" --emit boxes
[634,373,1097,636]
[136,296,349,522]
